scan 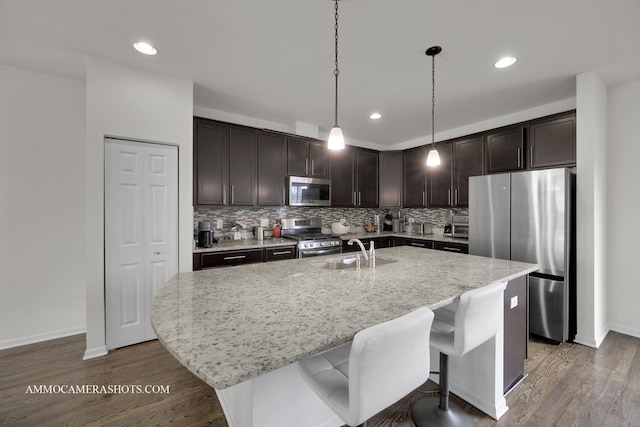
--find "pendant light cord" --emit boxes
[334,0,340,127]
[431,52,435,146]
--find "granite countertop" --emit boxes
[152,246,537,390]
[193,231,468,253]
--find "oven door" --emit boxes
[298,247,342,258]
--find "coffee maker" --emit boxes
[197,221,214,248]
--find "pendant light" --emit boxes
[426,46,442,166]
[327,0,345,150]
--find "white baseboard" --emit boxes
[608,323,640,340]
[574,327,610,348]
[0,326,86,351]
[83,345,108,360]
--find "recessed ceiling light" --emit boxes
[494,56,516,68]
[369,112,382,120]
[133,42,157,55]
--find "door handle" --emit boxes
[358,192,362,206]
[231,184,235,204]
[517,148,521,167]
[530,145,534,166]
[311,159,315,174]
[448,189,451,206]
[305,158,309,175]
[454,189,458,206]
[422,191,425,207]
[223,184,227,205]
[282,187,285,205]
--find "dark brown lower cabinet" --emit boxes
[504,275,528,394]
[403,238,434,250]
[342,237,391,252]
[194,245,298,270]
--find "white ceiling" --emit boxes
[1,0,639,148]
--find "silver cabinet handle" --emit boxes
[224,255,246,260]
[311,159,315,174]
[305,158,309,175]
[358,192,362,206]
[272,251,291,255]
[282,187,285,205]
[454,189,458,206]
[422,191,425,206]
[353,192,357,206]
[517,148,521,167]
[448,189,451,206]
[410,242,426,248]
[442,246,462,252]
[530,145,534,167]
[153,252,161,255]
[223,184,227,205]
[231,184,235,204]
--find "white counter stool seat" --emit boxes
[297,307,435,427]
[412,281,507,427]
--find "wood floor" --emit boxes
[1,332,639,426]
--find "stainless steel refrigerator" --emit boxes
[469,168,576,343]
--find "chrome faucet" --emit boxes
[347,239,369,261]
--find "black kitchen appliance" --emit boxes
[197,221,215,248]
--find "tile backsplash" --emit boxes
[194,205,468,235]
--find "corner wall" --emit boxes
[606,79,640,337]
[574,71,608,348]
[0,64,86,348]
[84,58,193,358]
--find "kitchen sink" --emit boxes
[311,256,397,270]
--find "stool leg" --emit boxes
[410,352,476,427]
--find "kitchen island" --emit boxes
[151,245,537,427]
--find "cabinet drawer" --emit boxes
[265,246,297,261]
[404,239,434,249]
[201,248,264,268]
[433,241,468,254]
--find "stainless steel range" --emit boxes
[281,218,343,258]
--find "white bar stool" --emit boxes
[297,307,435,427]
[412,281,507,427]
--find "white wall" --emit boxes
[84,58,193,359]
[574,71,608,348]
[606,79,640,337]
[0,64,86,348]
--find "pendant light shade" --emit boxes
[426,148,441,166]
[426,46,442,167]
[328,126,345,150]
[328,0,345,150]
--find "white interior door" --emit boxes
[105,138,178,350]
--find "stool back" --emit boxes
[348,307,434,425]
[453,281,506,356]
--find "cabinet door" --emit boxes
[309,141,329,178]
[427,141,453,207]
[286,137,309,176]
[329,148,356,207]
[229,127,257,206]
[356,149,379,208]
[258,132,286,205]
[529,114,576,169]
[379,151,403,208]
[453,136,483,207]
[403,146,427,207]
[404,238,433,249]
[194,119,229,205]
[485,126,524,173]
[265,246,297,261]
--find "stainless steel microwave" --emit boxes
[287,176,331,207]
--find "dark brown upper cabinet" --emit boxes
[379,151,403,208]
[452,136,483,207]
[257,132,286,206]
[528,113,576,169]
[193,118,229,206]
[228,127,257,206]
[485,126,525,174]
[287,138,329,178]
[426,142,453,208]
[329,147,378,207]
[403,146,428,208]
